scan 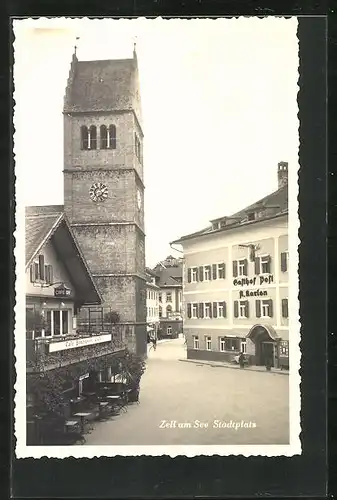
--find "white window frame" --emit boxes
[241,341,247,353]
[204,265,211,281]
[260,254,271,275]
[219,337,226,351]
[191,267,198,282]
[167,326,172,335]
[217,263,225,279]
[217,302,224,318]
[204,302,211,319]
[166,292,172,303]
[192,303,198,319]
[261,299,270,318]
[238,259,246,277]
[42,308,71,337]
[205,336,212,350]
[238,300,247,318]
[193,335,199,349]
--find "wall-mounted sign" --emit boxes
[239,289,268,299]
[233,275,274,287]
[48,333,111,353]
[54,284,71,298]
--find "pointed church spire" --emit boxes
[74,36,80,61]
[133,37,138,60]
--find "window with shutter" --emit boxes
[243,259,248,276]
[208,302,213,318]
[199,266,204,281]
[256,300,261,318]
[245,301,249,318]
[281,298,288,318]
[218,263,226,279]
[30,265,34,283]
[187,303,192,319]
[223,301,227,318]
[233,261,238,278]
[254,257,260,275]
[260,255,271,274]
[48,265,53,285]
[38,255,45,280]
[234,301,239,318]
[212,264,217,280]
[280,252,288,272]
[212,302,218,318]
[268,299,273,317]
[195,267,199,282]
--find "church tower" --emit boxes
[63,47,146,356]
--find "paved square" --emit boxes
[85,338,289,445]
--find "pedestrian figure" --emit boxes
[238,351,245,369]
[149,336,157,351]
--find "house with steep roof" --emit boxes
[151,257,183,339]
[171,162,290,368]
[26,205,102,341]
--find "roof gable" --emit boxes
[25,206,102,305]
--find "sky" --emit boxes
[14,17,299,268]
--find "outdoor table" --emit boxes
[64,420,78,432]
[73,412,92,434]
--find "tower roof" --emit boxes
[63,54,142,126]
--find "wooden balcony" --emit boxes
[26,332,126,373]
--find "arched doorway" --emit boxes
[247,324,279,367]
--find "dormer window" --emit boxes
[212,222,219,230]
[247,212,256,221]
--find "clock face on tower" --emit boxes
[89,182,108,202]
[137,189,142,209]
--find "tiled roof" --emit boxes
[155,266,182,287]
[172,184,288,244]
[64,57,140,115]
[25,206,64,266]
[230,185,288,219]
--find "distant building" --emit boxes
[153,256,183,339]
[145,267,160,340]
[172,162,289,369]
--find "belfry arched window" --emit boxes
[108,125,116,149]
[81,126,88,150]
[89,125,97,150]
[81,125,97,150]
[100,125,108,149]
[100,124,116,149]
[166,305,172,317]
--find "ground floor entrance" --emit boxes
[247,325,279,368]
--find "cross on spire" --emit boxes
[74,36,80,56]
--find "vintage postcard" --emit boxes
[14,16,300,458]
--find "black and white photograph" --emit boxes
[14,17,300,458]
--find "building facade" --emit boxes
[25,206,129,444]
[145,268,160,340]
[63,48,147,356]
[153,256,183,339]
[172,162,289,369]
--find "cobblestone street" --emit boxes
[85,338,289,446]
